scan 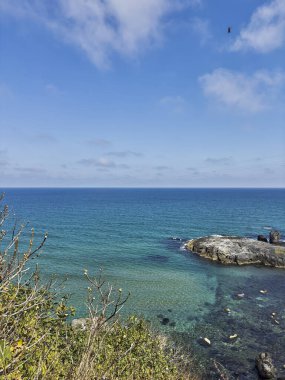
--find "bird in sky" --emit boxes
[227,26,232,33]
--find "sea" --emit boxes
[2,188,285,379]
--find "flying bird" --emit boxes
[227,26,232,33]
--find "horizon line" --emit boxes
[1,186,285,190]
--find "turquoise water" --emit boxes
[2,188,285,378]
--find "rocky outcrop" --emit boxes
[255,352,276,379]
[269,230,280,244]
[185,236,285,268]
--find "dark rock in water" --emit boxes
[161,317,170,325]
[258,235,268,243]
[167,308,172,312]
[185,236,285,268]
[270,230,280,244]
[256,352,276,379]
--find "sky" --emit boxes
[0,0,285,187]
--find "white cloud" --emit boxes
[199,68,285,112]
[0,0,190,68]
[231,0,285,53]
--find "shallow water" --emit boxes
[2,188,285,378]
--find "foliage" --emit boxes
[0,194,197,380]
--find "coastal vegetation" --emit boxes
[0,195,198,380]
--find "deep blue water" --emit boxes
[1,188,285,378]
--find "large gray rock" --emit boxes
[269,230,280,244]
[185,236,285,268]
[255,352,276,379]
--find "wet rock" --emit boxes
[256,352,276,379]
[161,317,170,325]
[185,236,285,268]
[198,337,211,347]
[260,289,268,294]
[258,235,268,243]
[270,230,280,244]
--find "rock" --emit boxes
[71,316,104,330]
[224,308,231,313]
[256,352,276,379]
[161,317,170,325]
[258,235,268,243]
[71,318,90,330]
[185,236,285,268]
[270,230,280,244]
[198,337,211,347]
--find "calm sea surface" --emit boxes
[2,188,285,378]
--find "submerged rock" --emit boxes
[256,352,276,379]
[185,236,285,268]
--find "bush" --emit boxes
[0,195,197,380]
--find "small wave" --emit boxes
[169,236,182,241]
[263,226,274,230]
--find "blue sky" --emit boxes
[0,0,284,187]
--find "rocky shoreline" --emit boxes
[185,235,285,268]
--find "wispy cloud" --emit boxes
[0,0,191,68]
[205,157,234,166]
[159,95,186,112]
[45,83,62,95]
[199,68,285,112]
[154,165,169,171]
[85,138,112,147]
[0,150,8,168]
[191,17,211,44]
[14,167,47,174]
[106,150,142,158]
[31,133,57,143]
[231,0,285,53]
[77,157,129,169]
